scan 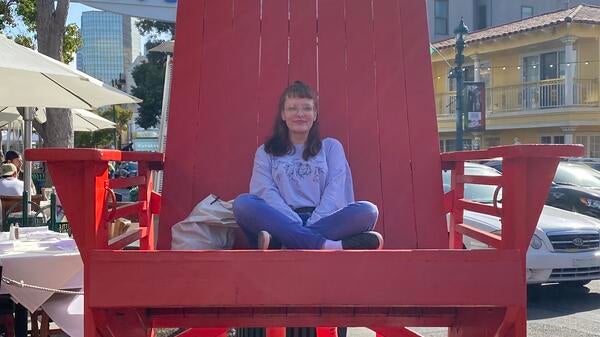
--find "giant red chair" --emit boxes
[26,1,582,337]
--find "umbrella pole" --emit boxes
[23,107,33,210]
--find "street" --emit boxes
[348,280,600,337]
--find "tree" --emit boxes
[136,19,175,39]
[75,106,133,149]
[0,0,83,147]
[131,40,168,129]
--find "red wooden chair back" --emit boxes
[24,1,584,336]
[158,0,446,250]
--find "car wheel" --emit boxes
[559,280,591,288]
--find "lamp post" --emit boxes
[452,18,469,151]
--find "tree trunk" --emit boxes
[36,0,73,148]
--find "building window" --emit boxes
[440,138,473,152]
[434,0,449,35]
[448,62,491,92]
[540,135,565,144]
[474,1,488,30]
[521,6,534,19]
[484,137,501,148]
[575,135,600,158]
[440,139,456,152]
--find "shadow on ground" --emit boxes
[527,283,600,320]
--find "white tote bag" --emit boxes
[171,194,238,250]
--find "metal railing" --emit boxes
[435,78,599,116]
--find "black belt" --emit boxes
[294,207,315,214]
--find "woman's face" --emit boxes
[281,97,316,137]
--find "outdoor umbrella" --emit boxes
[0,34,140,109]
[0,33,140,204]
[0,107,116,132]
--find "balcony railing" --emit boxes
[435,78,599,116]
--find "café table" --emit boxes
[0,227,83,337]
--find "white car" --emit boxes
[443,163,600,286]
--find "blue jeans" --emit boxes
[233,193,379,249]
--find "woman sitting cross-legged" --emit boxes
[233,81,383,250]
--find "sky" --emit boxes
[67,3,97,27]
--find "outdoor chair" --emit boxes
[0,194,45,231]
[26,1,582,337]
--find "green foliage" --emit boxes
[62,23,82,64]
[0,0,82,63]
[0,0,17,31]
[102,105,133,133]
[13,34,33,48]
[15,0,35,30]
[136,19,175,39]
[75,129,114,148]
[132,40,167,129]
[74,106,133,149]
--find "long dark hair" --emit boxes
[264,81,322,161]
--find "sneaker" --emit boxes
[257,231,271,250]
[341,231,384,250]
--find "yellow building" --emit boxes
[431,4,600,157]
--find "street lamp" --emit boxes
[452,18,469,151]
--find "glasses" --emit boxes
[284,105,314,114]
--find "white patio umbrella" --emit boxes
[0,107,117,132]
[0,33,140,204]
[0,34,140,109]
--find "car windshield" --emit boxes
[554,163,600,188]
[442,164,502,204]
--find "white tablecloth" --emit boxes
[0,227,83,337]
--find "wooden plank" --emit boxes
[158,0,207,249]
[398,0,447,249]
[372,0,415,248]
[191,0,235,204]
[88,250,523,308]
[148,307,457,328]
[317,0,349,145]
[222,0,261,199]
[457,199,502,217]
[289,0,318,87]
[257,0,289,142]
[108,176,146,190]
[455,223,501,248]
[26,149,164,163]
[107,228,147,250]
[440,144,583,162]
[109,202,144,220]
[345,0,384,231]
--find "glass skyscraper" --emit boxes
[77,11,142,88]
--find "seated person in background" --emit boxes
[4,150,36,195]
[0,163,24,197]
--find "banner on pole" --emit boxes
[463,82,486,132]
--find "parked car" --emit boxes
[563,157,600,171]
[443,163,600,286]
[547,162,600,219]
[482,160,600,220]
